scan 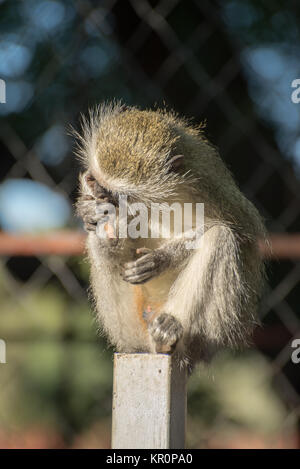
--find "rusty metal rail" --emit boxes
[0,231,299,259]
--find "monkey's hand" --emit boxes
[76,195,114,234]
[122,247,170,284]
[76,195,99,232]
[148,313,183,354]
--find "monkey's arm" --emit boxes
[163,223,262,349]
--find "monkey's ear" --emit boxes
[167,154,184,172]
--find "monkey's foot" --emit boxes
[148,313,183,354]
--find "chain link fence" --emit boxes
[0,0,299,448]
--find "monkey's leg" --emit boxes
[148,312,183,354]
[87,234,150,352]
[164,224,261,352]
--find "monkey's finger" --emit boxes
[124,256,152,270]
[125,253,154,269]
[136,253,155,264]
[122,269,159,284]
[123,261,155,277]
[136,247,152,256]
[84,222,97,231]
[122,272,151,284]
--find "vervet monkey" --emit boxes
[75,102,267,369]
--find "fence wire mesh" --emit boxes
[0,0,299,448]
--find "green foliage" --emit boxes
[0,266,113,435]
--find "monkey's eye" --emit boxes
[167,154,184,172]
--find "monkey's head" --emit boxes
[75,102,206,203]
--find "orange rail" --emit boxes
[0,231,86,256]
[0,231,299,258]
